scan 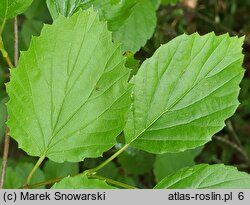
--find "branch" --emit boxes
[0,17,18,189]
[88,175,137,189]
[0,36,14,68]
[14,17,18,66]
[22,177,64,189]
[83,143,130,175]
[0,128,10,188]
[226,120,242,147]
[22,174,137,189]
[213,135,250,163]
[0,18,6,35]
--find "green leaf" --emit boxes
[0,97,8,142]
[52,175,116,188]
[154,164,250,188]
[43,160,79,180]
[124,33,244,153]
[151,0,161,9]
[118,146,155,175]
[2,161,45,188]
[46,0,157,53]
[46,0,136,27]
[112,0,157,52]
[154,147,201,182]
[46,0,85,20]
[80,0,137,33]
[0,0,33,20]
[7,9,131,162]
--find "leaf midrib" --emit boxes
[129,36,240,144]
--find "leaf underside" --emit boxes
[52,175,116,189]
[7,9,131,162]
[154,164,250,189]
[125,32,244,154]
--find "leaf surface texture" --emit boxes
[0,0,33,20]
[154,164,250,188]
[7,9,131,162]
[125,33,244,153]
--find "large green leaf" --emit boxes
[7,9,131,162]
[154,164,250,188]
[46,0,157,53]
[124,33,244,153]
[43,160,79,180]
[154,147,201,182]
[52,175,116,188]
[0,0,33,20]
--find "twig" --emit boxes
[213,135,250,163]
[226,120,242,146]
[0,17,18,189]
[0,128,10,188]
[0,18,6,35]
[225,120,250,163]
[22,174,137,189]
[82,144,130,175]
[88,175,137,189]
[14,17,18,66]
[22,176,64,189]
[0,37,14,68]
